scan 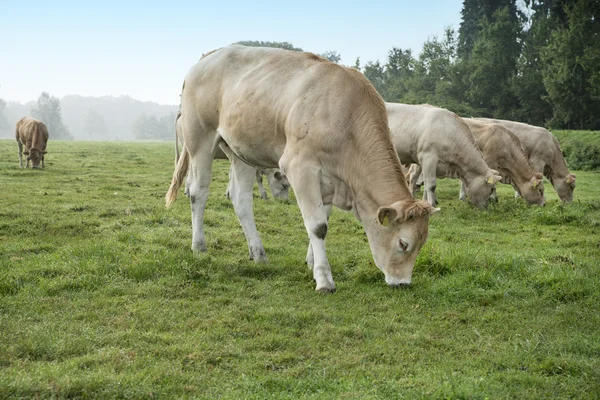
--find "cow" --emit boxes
[461,119,545,205]
[166,45,438,292]
[175,111,290,200]
[16,117,49,169]
[475,118,576,202]
[385,103,502,209]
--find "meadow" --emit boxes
[1,139,599,399]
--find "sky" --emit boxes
[1,1,463,106]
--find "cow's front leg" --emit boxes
[227,151,267,262]
[284,160,335,293]
[306,204,332,269]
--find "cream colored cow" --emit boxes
[462,119,545,206]
[166,45,438,292]
[386,103,502,209]
[175,111,290,200]
[476,118,576,202]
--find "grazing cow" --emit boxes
[16,117,49,169]
[386,103,502,209]
[462,119,545,206]
[476,118,576,202]
[175,111,290,200]
[166,45,438,292]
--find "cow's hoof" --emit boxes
[316,286,336,294]
[250,247,267,262]
[192,242,207,252]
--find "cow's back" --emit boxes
[182,45,390,171]
[386,103,478,163]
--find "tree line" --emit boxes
[361,0,599,129]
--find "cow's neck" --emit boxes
[550,140,570,179]
[454,147,490,183]
[345,143,412,221]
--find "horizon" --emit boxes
[1,1,463,105]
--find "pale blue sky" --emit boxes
[1,1,462,105]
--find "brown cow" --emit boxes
[16,117,49,169]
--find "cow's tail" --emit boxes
[174,111,181,164]
[166,144,189,208]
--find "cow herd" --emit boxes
[16,44,577,293]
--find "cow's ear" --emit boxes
[23,151,29,155]
[377,207,398,227]
[42,150,47,154]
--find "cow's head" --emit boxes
[464,170,502,209]
[266,170,290,200]
[553,173,576,202]
[365,200,439,287]
[25,148,47,169]
[518,172,545,206]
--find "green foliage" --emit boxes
[541,0,600,129]
[1,140,599,397]
[465,6,522,118]
[318,50,341,63]
[236,40,303,51]
[31,92,73,140]
[552,130,600,170]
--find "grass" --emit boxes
[1,139,599,399]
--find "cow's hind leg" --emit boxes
[17,141,23,168]
[421,156,439,207]
[283,158,335,293]
[186,136,219,253]
[256,170,268,200]
[225,150,267,262]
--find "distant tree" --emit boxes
[353,57,361,70]
[363,60,387,97]
[236,41,303,51]
[133,112,176,140]
[541,0,600,129]
[31,92,73,140]
[384,48,416,102]
[458,0,521,59]
[319,50,341,63]
[83,107,107,139]
[0,98,9,134]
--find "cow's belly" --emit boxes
[218,127,285,169]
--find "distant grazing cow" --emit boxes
[16,117,49,169]
[174,111,290,200]
[386,103,502,209]
[475,118,576,202]
[166,45,438,292]
[462,118,545,206]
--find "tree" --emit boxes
[83,107,107,139]
[0,98,9,134]
[540,0,600,129]
[319,50,341,63]
[465,6,522,118]
[236,41,303,51]
[31,92,73,140]
[458,0,522,59]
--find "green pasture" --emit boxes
[1,139,599,398]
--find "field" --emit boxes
[1,139,599,399]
